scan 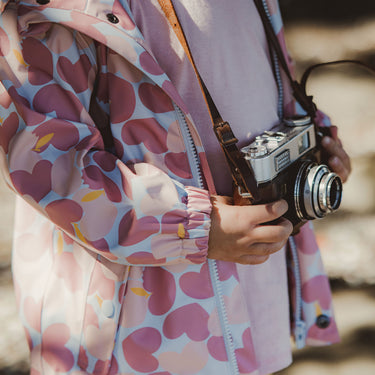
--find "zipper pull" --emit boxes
[294,320,306,349]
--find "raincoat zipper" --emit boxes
[173,103,204,189]
[289,236,306,349]
[261,0,284,119]
[174,103,240,374]
[261,0,306,348]
[173,0,305,365]
[208,259,240,375]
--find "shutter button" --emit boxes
[316,314,331,329]
[106,13,119,24]
[102,300,115,318]
[36,0,50,4]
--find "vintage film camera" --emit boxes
[240,116,342,227]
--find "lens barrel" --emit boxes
[294,162,342,221]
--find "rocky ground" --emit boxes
[1,14,375,375]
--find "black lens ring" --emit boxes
[294,161,314,221]
[327,175,342,210]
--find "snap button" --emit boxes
[316,314,331,329]
[36,0,50,4]
[106,13,119,24]
[102,300,115,319]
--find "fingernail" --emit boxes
[330,156,340,166]
[276,199,288,213]
[322,137,331,146]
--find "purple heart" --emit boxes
[163,303,210,341]
[179,263,214,299]
[11,159,52,202]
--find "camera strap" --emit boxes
[253,0,318,118]
[158,0,260,202]
[158,0,375,201]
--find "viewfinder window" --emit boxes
[298,132,310,154]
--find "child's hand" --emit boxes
[321,125,351,183]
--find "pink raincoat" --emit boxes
[0,0,339,374]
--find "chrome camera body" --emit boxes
[241,116,342,226]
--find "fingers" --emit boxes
[237,230,290,265]
[208,196,292,265]
[321,136,351,182]
[235,218,292,265]
[246,199,289,225]
[328,155,350,183]
[237,254,270,265]
[252,217,293,243]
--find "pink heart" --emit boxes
[125,251,166,265]
[57,54,91,93]
[158,341,209,374]
[45,199,83,235]
[164,152,193,179]
[118,209,160,247]
[235,328,257,374]
[93,151,117,172]
[143,267,176,315]
[32,119,80,152]
[163,303,210,341]
[139,82,174,114]
[179,263,214,299]
[217,260,239,282]
[33,84,84,123]
[139,51,164,76]
[107,72,136,123]
[294,223,319,254]
[0,111,19,154]
[302,275,331,310]
[122,327,161,373]
[22,36,53,86]
[121,118,168,154]
[84,320,117,361]
[42,323,74,373]
[207,336,228,362]
[8,86,46,127]
[83,165,122,203]
[11,159,52,203]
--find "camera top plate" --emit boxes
[241,117,317,183]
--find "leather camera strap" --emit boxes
[158,0,260,202]
[158,0,375,204]
[253,0,319,118]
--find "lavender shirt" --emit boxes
[128,0,292,373]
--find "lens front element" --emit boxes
[295,162,342,221]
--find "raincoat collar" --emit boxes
[11,0,188,113]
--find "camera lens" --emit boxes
[294,162,342,221]
[320,173,342,211]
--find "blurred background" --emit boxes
[1,0,375,374]
[276,0,375,374]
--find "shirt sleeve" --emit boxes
[0,16,211,266]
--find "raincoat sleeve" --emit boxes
[0,10,211,266]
